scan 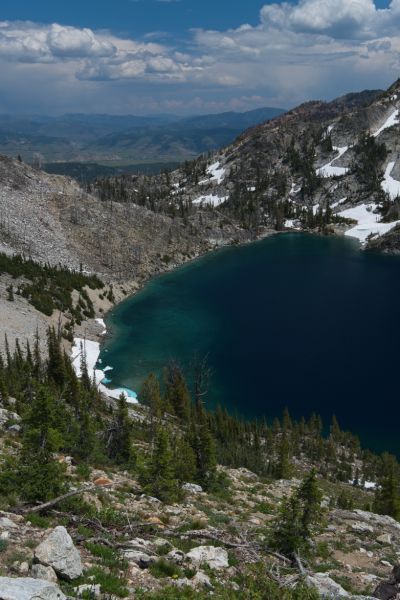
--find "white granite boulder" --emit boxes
[0,576,66,600]
[186,545,229,570]
[34,526,82,581]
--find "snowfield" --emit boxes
[71,336,138,404]
[200,161,226,185]
[193,194,228,207]
[331,197,347,209]
[373,109,399,137]
[317,146,349,178]
[339,203,400,244]
[382,161,400,200]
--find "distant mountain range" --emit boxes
[0,108,285,173]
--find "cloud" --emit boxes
[192,0,400,104]
[1,1,400,115]
[0,20,210,86]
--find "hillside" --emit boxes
[1,336,400,600]
[91,82,400,252]
[0,107,285,167]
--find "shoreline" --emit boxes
[71,226,278,401]
[70,213,399,402]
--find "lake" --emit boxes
[99,233,400,456]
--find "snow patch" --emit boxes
[317,146,349,178]
[95,318,107,335]
[373,110,399,137]
[284,219,301,230]
[339,203,400,244]
[200,161,226,185]
[382,161,400,200]
[349,479,376,490]
[71,337,138,404]
[331,197,347,209]
[193,194,228,207]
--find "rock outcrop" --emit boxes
[186,545,229,570]
[34,526,82,581]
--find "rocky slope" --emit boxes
[112,80,400,250]
[0,154,257,354]
[0,412,399,600]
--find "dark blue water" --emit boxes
[100,233,400,456]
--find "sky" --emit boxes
[0,0,399,115]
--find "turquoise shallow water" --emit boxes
[99,233,400,456]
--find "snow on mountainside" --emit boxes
[149,80,400,249]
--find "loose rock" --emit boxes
[34,526,82,581]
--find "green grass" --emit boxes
[149,558,182,579]
[83,567,129,598]
[25,513,51,529]
[85,541,128,571]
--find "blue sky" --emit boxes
[0,0,399,115]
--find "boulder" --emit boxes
[191,571,213,588]
[7,424,21,434]
[182,483,203,494]
[174,570,213,590]
[186,546,229,570]
[34,526,82,581]
[74,583,101,598]
[0,576,66,600]
[373,582,398,600]
[0,517,18,530]
[122,549,156,568]
[166,549,185,564]
[377,533,392,545]
[392,564,400,583]
[351,522,374,533]
[93,477,113,487]
[30,564,58,583]
[0,408,21,428]
[305,573,349,598]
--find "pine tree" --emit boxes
[297,469,323,538]
[272,470,323,558]
[373,456,400,519]
[141,427,179,502]
[47,328,65,387]
[274,433,292,479]
[79,340,92,391]
[163,361,191,421]
[139,373,163,420]
[9,385,66,502]
[105,394,135,466]
[173,434,197,484]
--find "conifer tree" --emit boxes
[4,385,66,502]
[163,360,191,421]
[274,433,292,479]
[173,434,197,484]
[139,373,163,420]
[141,427,179,502]
[47,327,65,387]
[79,341,92,391]
[373,455,400,520]
[106,394,135,466]
[191,399,217,488]
[272,470,323,558]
